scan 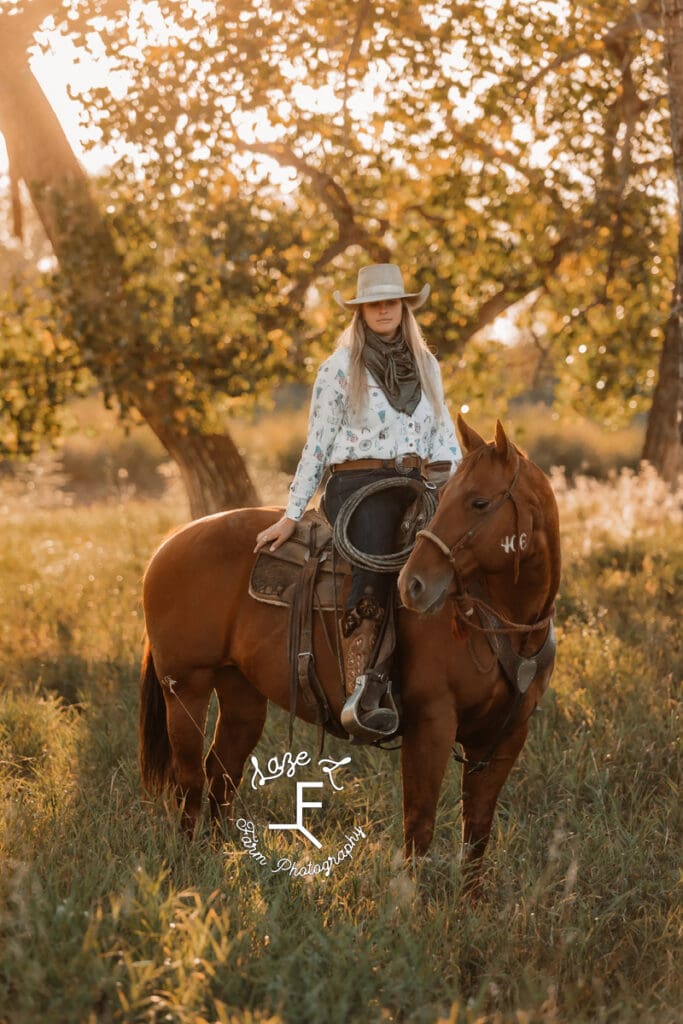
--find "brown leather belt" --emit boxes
[330,454,426,474]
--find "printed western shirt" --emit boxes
[285,346,462,520]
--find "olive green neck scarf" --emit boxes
[362,324,422,416]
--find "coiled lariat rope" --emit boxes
[332,477,439,571]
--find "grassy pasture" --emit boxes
[0,461,680,1024]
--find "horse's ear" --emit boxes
[457,414,487,452]
[494,420,513,461]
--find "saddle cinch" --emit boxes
[249,508,405,742]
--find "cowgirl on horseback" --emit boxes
[254,263,462,740]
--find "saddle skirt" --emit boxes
[249,510,352,611]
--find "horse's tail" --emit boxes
[139,638,172,793]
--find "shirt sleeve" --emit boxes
[428,359,462,470]
[285,357,347,520]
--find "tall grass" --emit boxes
[0,468,680,1024]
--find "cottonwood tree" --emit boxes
[0,0,266,515]
[1,0,680,495]
[61,0,683,475]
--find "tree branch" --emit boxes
[0,0,64,47]
[285,216,394,312]
[342,0,371,150]
[286,237,351,310]
[521,0,660,95]
[8,153,23,240]
[233,139,391,262]
[404,204,448,227]
[442,114,565,210]
[0,0,130,52]
[458,227,586,346]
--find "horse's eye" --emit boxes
[471,498,490,511]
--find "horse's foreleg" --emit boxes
[163,674,213,835]
[401,704,457,857]
[205,667,268,828]
[459,718,529,887]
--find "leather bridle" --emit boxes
[411,452,556,775]
[416,454,523,582]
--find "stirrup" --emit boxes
[341,671,400,743]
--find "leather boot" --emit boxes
[340,617,379,697]
[339,604,399,741]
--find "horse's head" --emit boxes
[399,417,560,614]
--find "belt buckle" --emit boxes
[395,454,411,475]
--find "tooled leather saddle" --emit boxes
[249,495,431,742]
[249,510,352,740]
[249,510,350,612]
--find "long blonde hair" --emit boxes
[337,304,442,420]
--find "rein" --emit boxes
[451,594,554,637]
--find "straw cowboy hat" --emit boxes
[334,263,430,311]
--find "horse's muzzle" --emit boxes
[398,566,451,614]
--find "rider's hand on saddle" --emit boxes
[254,516,297,554]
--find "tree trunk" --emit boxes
[643,307,683,481]
[0,25,260,516]
[141,403,260,519]
[644,0,683,483]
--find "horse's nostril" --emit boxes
[408,575,425,600]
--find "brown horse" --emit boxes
[139,417,560,872]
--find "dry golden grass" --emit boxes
[0,410,679,1024]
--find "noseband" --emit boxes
[416,455,523,581]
